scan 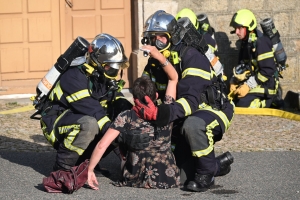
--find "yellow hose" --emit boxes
[235,107,300,121]
[0,105,35,114]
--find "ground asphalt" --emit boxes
[0,92,299,200]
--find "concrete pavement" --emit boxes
[1,91,300,199]
[0,149,299,200]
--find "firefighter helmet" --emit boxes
[230,9,257,31]
[175,8,199,30]
[87,33,128,79]
[141,10,177,51]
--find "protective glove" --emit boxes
[229,76,239,93]
[230,83,239,93]
[234,83,250,98]
[132,96,157,121]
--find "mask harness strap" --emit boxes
[83,63,118,101]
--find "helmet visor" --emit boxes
[102,62,129,78]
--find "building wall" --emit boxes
[0,0,131,95]
[136,0,300,97]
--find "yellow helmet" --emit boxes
[230,9,257,31]
[175,8,199,30]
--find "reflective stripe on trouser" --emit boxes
[181,113,223,175]
[54,113,99,170]
[234,93,274,108]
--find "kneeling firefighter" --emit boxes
[134,10,235,192]
[35,33,132,171]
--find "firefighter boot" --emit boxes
[215,151,234,177]
[186,173,214,192]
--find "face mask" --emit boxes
[155,39,168,50]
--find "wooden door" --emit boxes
[0,0,132,95]
[0,0,60,95]
[60,0,132,88]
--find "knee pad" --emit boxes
[75,116,99,148]
[181,116,208,152]
[77,116,98,135]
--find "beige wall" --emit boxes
[136,0,300,97]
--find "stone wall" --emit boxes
[137,0,300,97]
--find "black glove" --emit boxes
[118,129,150,151]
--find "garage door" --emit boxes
[61,0,132,88]
[0,0,131,95]
[0,0,60,95]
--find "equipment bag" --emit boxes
[42,159,89,194]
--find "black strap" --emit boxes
[153,126,161,141]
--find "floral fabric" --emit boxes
[110,95,180,189]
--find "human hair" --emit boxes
[132,76,156,102]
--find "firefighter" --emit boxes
[229,9,279,108]
[40,33,132,171]
[133,10,235,192]
[175,8,225,78]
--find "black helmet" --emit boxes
[141,10,177,51]
[86,33,128,79]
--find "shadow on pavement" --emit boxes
[0,135,121,182]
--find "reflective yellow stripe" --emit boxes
[115,96,126,100]
[176,98,192,116]
[257,51,273,61]
[249,98,266,108]
[192,119,218,157]
[98,116,110,131]
[257,72,268,82]
[49,81,63,101]
[182,68,210,80]
[198,102,208,109]
[66,89,90,103]
[207,44,216,52]
[58,125,84,155]
[249,86,277,95]
[40,109,69,147]
[100,99,107,108]
[40,120,56,147]
[201,105,232,131]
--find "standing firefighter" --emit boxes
[33,33,132,171]
[133,10,235,192]
[229,9,284,108]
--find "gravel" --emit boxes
[1,100,300,153]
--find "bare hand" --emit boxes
[87,170,99,190]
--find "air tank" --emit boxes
[260,18,287,69]
[196,13,215,39]
[34,36,90,104]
